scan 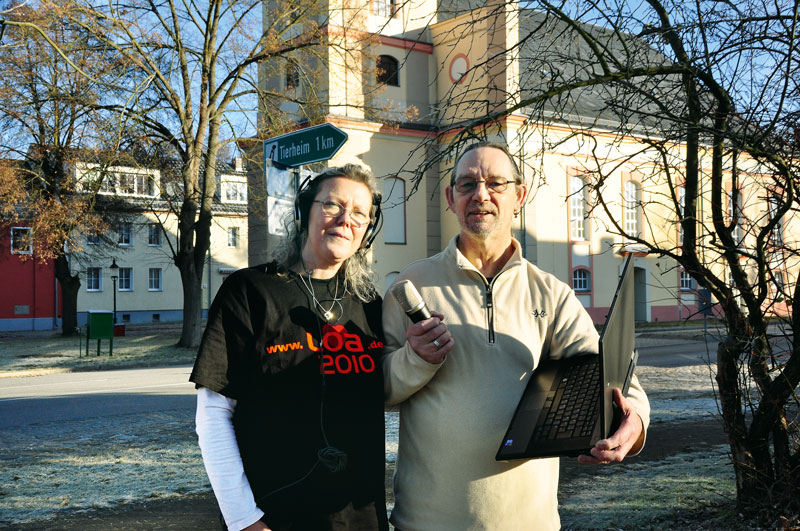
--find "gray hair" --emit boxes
[272,164,380,302]
[450,141,523,186]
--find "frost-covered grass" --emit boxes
[1,332,741,528]
[560,446,737,530]
[0,332,195,377]
[0,412,209,526]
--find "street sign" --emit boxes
[264,123,348,168]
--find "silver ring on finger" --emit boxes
[432,339,441,349]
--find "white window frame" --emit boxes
[569,176,586,241]
[86,267,102,291]
[372,0,396,17]
[228,226,239,248]
[87,232,102,245]
[729,188,742,247]
[222,180,247,203]
[10,227,33,255]
[148,268,163,291]
[572,269,591,292]
[768,194,783,246]
[118,267,133,291]
[624,180,640,238]
[680,270,694,291]
[118,222,133,246]
[148,223,162,246]
[678,186,685,246]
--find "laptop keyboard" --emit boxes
[534,360,601,442]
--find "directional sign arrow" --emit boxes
[264,123,348,168]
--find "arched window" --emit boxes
[377,55,399,87]
[624,180,640,237]
[572,269,591,292]
[285,62,300,90]
[383,177,406,244]
[569,176,587,240]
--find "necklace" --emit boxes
[298,272,343,322]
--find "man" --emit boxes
[382,142,650,530]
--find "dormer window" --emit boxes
[222,180,247,203]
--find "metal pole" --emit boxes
[112,276,118,324]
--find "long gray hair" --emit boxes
[272,164,380,302]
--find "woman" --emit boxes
[191,164,388,531]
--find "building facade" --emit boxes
[252,0,796,324]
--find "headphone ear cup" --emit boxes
[360,197,382,249]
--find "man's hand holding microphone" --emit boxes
[390,280,453,364]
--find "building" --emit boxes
[252,0,795,324]
[0,154,249,331]
[0,221,60,331]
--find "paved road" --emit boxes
[0,366,196,429]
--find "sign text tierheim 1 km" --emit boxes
[264,123,348,168]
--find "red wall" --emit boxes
[0,234,59,330]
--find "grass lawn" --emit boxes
[0,329,196,377]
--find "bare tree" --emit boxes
[0,2,126,335]
[53,0,382,347]
[408,0,799,521]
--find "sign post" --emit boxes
[264,123,348,168]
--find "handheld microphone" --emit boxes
[390,280,432,323]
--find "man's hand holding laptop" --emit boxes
[578,388,645,465]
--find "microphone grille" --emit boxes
[389,279,424,313]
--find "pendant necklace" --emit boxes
[298,272,343,322]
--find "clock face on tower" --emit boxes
[449,54,469,84]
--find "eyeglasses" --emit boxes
[313,200,370,228]
[453,178,516,194]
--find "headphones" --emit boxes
[294,171,383,249]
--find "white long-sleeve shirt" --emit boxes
[195,387,265,530]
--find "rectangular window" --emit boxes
[149,268,163,291]
[678,186,685,246]
[228,227,239,248]
[10,227,33,254]
[768,194,783,246]
[223,181,247,203]
[569,177,586,241]
[680,271,694,291]
[373,0,396,17]
[113,171,157,197]
[87,232,102,245]
[624,181,639,237]
[86,267,102,291]
[118,222,132,246]
[148,223,161,246]
[729,188,742,247]
[119,267,133,291]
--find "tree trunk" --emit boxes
[177,251,204,348]
[54,254,80,336]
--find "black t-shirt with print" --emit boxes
[190,263,387,530]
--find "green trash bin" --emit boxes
[86,310,114,357]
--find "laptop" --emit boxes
[496,254,637,461]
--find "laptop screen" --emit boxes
[599,254,635,437]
